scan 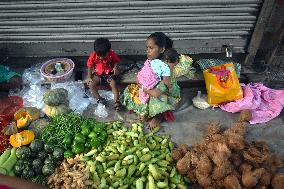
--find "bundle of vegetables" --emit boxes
[78,121,187,189]
[43,88,71,117]
[40,113,84,149]
[63,120,108,159]
[172,119,284,189]
[13,139,64,183]
[0,148,18,176]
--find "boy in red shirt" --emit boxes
[86,38,122,111]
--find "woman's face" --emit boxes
[146,38,164,60]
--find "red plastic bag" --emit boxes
[0,96,23,122]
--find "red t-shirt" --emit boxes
[86,50,120,75]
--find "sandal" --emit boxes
[97,97,107,105]
[114,101,122,111]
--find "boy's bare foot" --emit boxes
[97,97,107,105]
[114,101,122,111]
[147,116,161,130]
[138,115,147,122]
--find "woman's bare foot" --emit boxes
[147,116,161,130]
[138,115,147,122]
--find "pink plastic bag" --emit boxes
[220,83,284,124]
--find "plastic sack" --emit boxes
[22,64,44,85]
[51,81,90,114]
[94,103,108,118]
[175,54,194,78]
[203,63,243,106]
[10,84,47,111]
[192,91,210,109]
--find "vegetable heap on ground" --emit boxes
[48,121,187,189]
[172,111,284,189]
[13,139,64,184]
[40,113,108,158]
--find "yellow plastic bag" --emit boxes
[203,63,243,106]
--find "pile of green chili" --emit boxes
[40,113,86,148]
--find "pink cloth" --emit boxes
[220,83,284,124]
[137,60,159,104]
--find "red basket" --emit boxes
[0,96,23,122]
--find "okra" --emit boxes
[107,154,120,161]
[115,168,127,177]
[148,174,155,189]
[107,160,117,168]
[148,164,161,180]
[136,178,144,189]
[102,162,107,171]
[177,184,187,189]
[96,155,106,162]
[136,150,142,158]
[114,160,121,172]
[142,148,150,154]
[170,167,176,177]
[139,163,146,172]
[125,147,137,155]
[127,164,136,177]
[106,169,115,175]
[149,158,159,164]
[157,160,169,167]
[157,181,168,188]
[140,154,152,162]
[84,149,97,156]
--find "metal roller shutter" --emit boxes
[0,0,263,57]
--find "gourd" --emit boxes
[44,104,71,117]
[14,107,40,128]
[10,130,35,148]
[28,118,49,138]
[43,88,68,106]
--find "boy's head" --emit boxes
[163,48,179,66]
[94,38,111,58]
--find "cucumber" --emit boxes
[0,148,11,165]
[1,148,17,172]
[0,167,8,175]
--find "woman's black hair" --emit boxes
[163,48,179,63]
[147,32,173,50]
[94,38,111,57]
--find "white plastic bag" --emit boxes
[192,91,210,109]
[94,103,108,118]
[51,81,90,114]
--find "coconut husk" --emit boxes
[206,121,221,137]
[239,163,253,174]
[241,168,266,188]
[212,160,233,180]
[271,173,284,189]
[259,171,272,186]
[239,109,252,122]
[172,148,184,162]
[196,170,212,187]
[230,152,243,168]
[178,143,190,156]
[196,155,213,176]
[176,155,191,175]
[224,122,246,137]
[224,133,245,151]
[223,174,241,189]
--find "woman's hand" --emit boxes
[113,65,119,75]
[144,88,162,98]
[86,77,93,85]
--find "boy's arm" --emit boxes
[162,76,173,91]
[143,88,162,98]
